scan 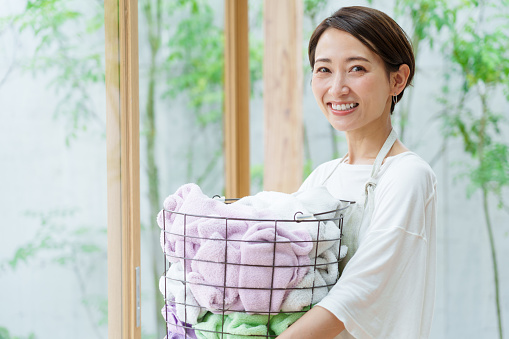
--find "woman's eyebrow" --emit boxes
[314,57,332,64]
[315,56,371,64]
[346,56,371,63]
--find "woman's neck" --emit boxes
[344,124,393,165]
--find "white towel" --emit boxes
[280,246,347,312]
[159,262,207,325]
[234,186,345,257]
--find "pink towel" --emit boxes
[158,183,313,314]
[158,183,258,270]
[239,222,312,313]
[187,231,244,313]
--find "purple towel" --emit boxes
[187,231,244,313]
[162,303,197,339]
[158,184,313,314]
[158,184,262,270]
[238,222,312,313]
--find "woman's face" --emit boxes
[311,28,393,133]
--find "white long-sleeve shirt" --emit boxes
[299,152,437,339]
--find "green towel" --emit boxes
[194,307,310,338]
[268,306,310,335]
[194,312,271,339]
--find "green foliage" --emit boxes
[303,158,313,179]
[451,19,509,89]
[470,144,509,201]
[82,295,108,327]
[15,0,82,39]
[395,0,455,48]
[0,327,35,339]
[304,0,329,24]
[0,208,107,337]
[448,107,509,200]
[390,0,456,140]
[1,0,105,144]
[3,209,104,271]
[251,164,264,192]
[435,1,509,337]
[249,35,264,97]
[164,1,224,127]
[438,0,509,201]
[162,0,263,128]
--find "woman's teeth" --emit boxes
[332,103,357,111]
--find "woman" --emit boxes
[278,6,437,339]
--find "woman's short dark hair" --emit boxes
[308,6,415,113]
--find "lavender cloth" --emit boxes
[162,303,197,339]
[158,184,314,314]
[158,184,268,269]
[238,222,312,313]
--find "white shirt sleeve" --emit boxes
[317,156,437,339]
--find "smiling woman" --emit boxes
[310,28,410,135]
[278,6,437,339]
[308,6,415,114]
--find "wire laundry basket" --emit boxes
[160,196,354,339]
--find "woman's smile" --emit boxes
[329,102,359,115]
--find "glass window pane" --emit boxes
[138,1,226,337]
[0,1,107,338]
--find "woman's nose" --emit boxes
[329,74,349,97]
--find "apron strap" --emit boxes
[320,129,398,188]
[371,129,398,179]
[363,129,398,227]
[319,129,399,247]
[364,129,398,195]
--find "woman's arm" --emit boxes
[277,306,345,338]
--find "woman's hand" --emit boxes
[277,306,345,339]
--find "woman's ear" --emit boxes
[391,64,410,95]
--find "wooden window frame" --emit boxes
[224,0,250,198]
[263,0,303,193]
[105,0,141,338]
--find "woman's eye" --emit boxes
[315,67,330,73]
[351,66,365,72]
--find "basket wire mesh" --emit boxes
[161,198,354,338]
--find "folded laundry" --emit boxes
[186,231,245,314]
[233,186,344,257]
[238,222,312,313]
[162,301,197,339]
[158,183,261,268]
[193,306,310,339]
[266,306,311,336]
[232,186,338,217]
[280,248,346,312]
[187,223,312,314]
[160,244,331,318]
[194,312,269,339]
[158,184,315,314]
[159,262,207,325]
[158,183,347,325]
[232,186,349,312]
